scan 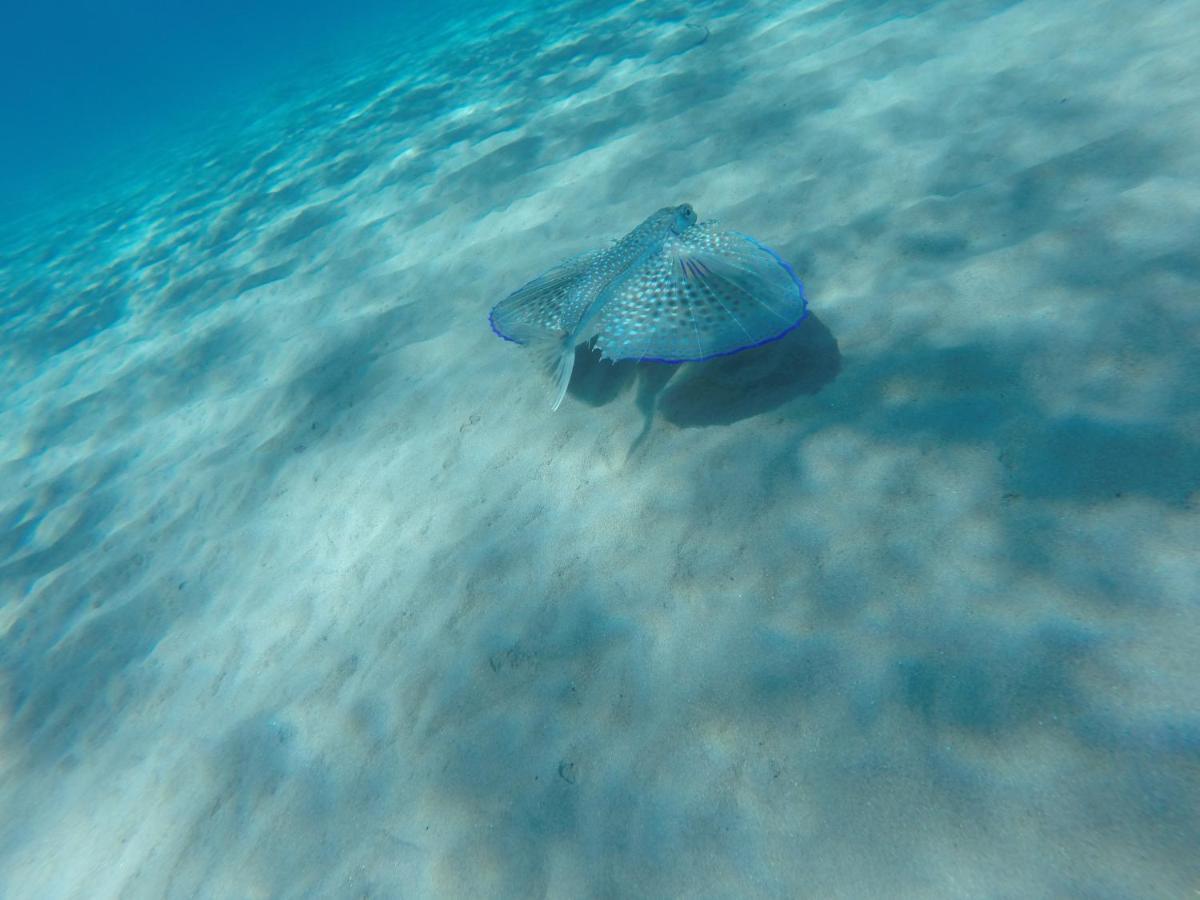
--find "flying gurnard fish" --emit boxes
[488,204,808,410]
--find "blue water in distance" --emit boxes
[0,0,493,218]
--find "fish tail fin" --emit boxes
[504,323,577,411]
[547,342,576,411]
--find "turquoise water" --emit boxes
[2,0,1198,896]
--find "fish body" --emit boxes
[490,204,806,410]
[561,205,697,349]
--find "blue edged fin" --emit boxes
[592,224,807,363]
[489,249,602,343]
[490,248,602,409]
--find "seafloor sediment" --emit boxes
[0,0,1197,896]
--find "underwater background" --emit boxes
[1,0,1198,896]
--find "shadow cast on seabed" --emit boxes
[565,311,843,456]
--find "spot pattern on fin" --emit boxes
[488,206,809,409]
[592,224,807,364]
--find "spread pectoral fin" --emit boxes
[592,224,807,363]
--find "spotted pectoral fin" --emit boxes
[591,224,807,363]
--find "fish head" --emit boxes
[671,203,698,233]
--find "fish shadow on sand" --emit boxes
[567,312,841,427]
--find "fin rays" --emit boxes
[592,227,806,364]
[489,249,601,342]
[488,212,808,409]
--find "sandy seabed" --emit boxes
[1,0,1198,896]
